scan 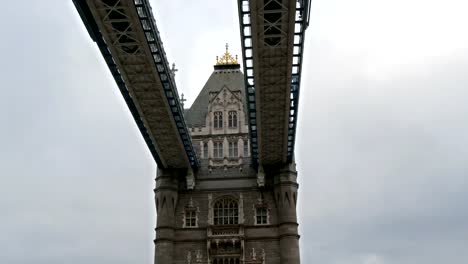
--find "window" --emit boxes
[243,141,249,157]
[213,197,238,225]
[213,258,240,264]
[203,142,208,158]
[256,206,268,225]
[213,142,223,158]
[229,141,238,158]
[185,209,197,227]
[194,144,201,157]
[228,111,237,128]
[214,111,223,128]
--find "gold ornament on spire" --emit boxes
[216,43,239,65]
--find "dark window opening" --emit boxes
[256,206,268,225]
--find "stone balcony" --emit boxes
[207,226,244,261]
[207,225,244,238]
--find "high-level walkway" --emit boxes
[238,0,311,166]
[74,0,199,169]
[73,0,310,170]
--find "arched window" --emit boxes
[213,196,238,225]
[213,142,223,158]
[228,111,237,128]
[229,141,238,158]
[243,140,249,157]
[214,111,223,128]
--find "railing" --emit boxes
[133,0,199,168]
[73,0,199,168]
[237,0,259,165]
[208,225,244,237]
[286,0,311,162]
[237,0,311,164]
[73,0,163,166]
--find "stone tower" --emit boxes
[154,46,300,264]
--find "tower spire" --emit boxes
[215,43,239,65]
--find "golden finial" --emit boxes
[216,43,239,65]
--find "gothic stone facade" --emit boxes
[154,63,300,264]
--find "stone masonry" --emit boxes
[154,56,300,264]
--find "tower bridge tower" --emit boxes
[154,46,300,264]
[71,0,309,262]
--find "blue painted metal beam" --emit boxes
[287,0,311,162]
[237,0,311,164]
[133,0,199,168]
[237,0,259,165]
[73,0,199,169]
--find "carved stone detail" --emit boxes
[208,193,213,225]
[186,168,195,190]
[257,164,265,187]
[251,247,257,260]
[196,250,202,263]
[239,193,244,224]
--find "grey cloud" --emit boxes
[1,0,467,263]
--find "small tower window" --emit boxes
[213,142,223,158]
[228,111,237,128]
[256,206,268,225]
[184,209,197,227]
[214,111,223,128]
[194,144,201,157]
[229,141,238,158]
[203,142,208,158]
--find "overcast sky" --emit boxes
[1,0,467,263]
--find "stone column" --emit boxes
[273,163,300,264]
[154,168,179,264]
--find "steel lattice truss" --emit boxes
[238,0,310,166]
[73,0,199,169]
[73,0,310,169]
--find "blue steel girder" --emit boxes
[238,0,310,166]
[73,0,199,169]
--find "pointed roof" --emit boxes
[185,67,246,127]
